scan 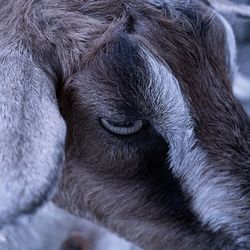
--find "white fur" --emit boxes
[0,203,137,250]
[145,51,249,244]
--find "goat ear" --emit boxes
[0,45,66,224]
[207,0,250,19]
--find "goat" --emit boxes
[52,1,250,249]
[0,0,249,249]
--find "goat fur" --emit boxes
[0,0,250,249]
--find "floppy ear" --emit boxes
[208,0,250,18]
[0,43,66,225]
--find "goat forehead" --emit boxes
[100,35,150,92]
[85,36,184,120]
[86,36,151,110]
[148,0,209,12]
[76,0,229,115]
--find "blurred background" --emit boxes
[232,0,250,114]
[0,1,249,250]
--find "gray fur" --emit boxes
[0,1,66,225]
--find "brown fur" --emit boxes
[1,0,250,249]
[51,1,250,249]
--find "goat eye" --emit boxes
[100,118,143,135]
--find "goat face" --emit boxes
[54,0,250,249]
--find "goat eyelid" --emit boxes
[100,118,143,136]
